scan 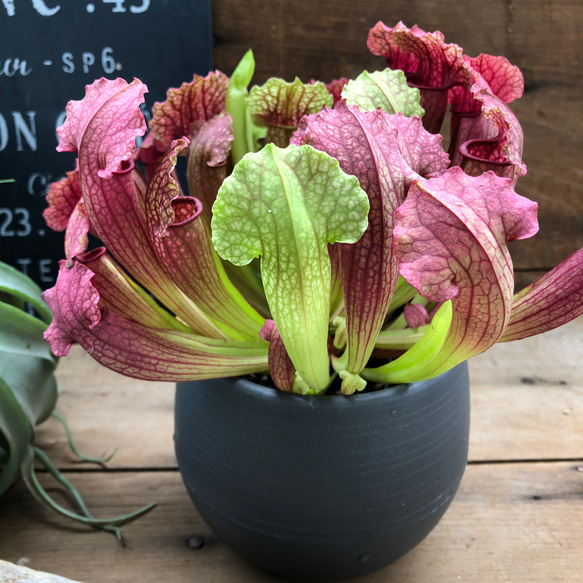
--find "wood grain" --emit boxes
[468,316,583,461]
[35,349,176,470]
[0,463,581,583]
[212,0,583,270]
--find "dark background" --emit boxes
[0,0,212,286]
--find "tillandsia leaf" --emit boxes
[211,143,369,392]
[454,86,527,184]
[367,21,475,133]
[51,411,115,465]
[21,447,157,540]
[292,103,449,388]
[499,248,583,342]
[0,301,56,362]
[259,320,295,391]
[0,375,31,496]
[145,141,264,340]
[363,168,538,384]
[0,352,59,427]
[55,77,227,338]
[148,70,230,152]
[0,262,58,428]
[342,68,425,117]
[225,50,267,164]
[1,400,133,539]
[42,260,269,381]
[0,260,52,324]
[248,78,333,147]
[0,261,153,536]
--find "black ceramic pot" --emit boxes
[175,362,470,581]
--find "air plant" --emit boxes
[41,21,583,396]
[0,260,155,539]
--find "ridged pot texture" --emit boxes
[175,362,470,581]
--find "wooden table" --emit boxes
[0,318,582,582]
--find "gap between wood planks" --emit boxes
[31,458,583,474]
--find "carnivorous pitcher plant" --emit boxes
[42,22,583,395]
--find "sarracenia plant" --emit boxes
[42,22,583,395]
[0,260,155,538]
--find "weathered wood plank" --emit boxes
[35,349,176,469]
[34,318,583,468]
[468,316,583,461]
[0,463,581,582]
[212,0,583,270]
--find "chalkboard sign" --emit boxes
[0,0,212,287]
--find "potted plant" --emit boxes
[40,21,583,580]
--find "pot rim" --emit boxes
[181,362,467,410]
